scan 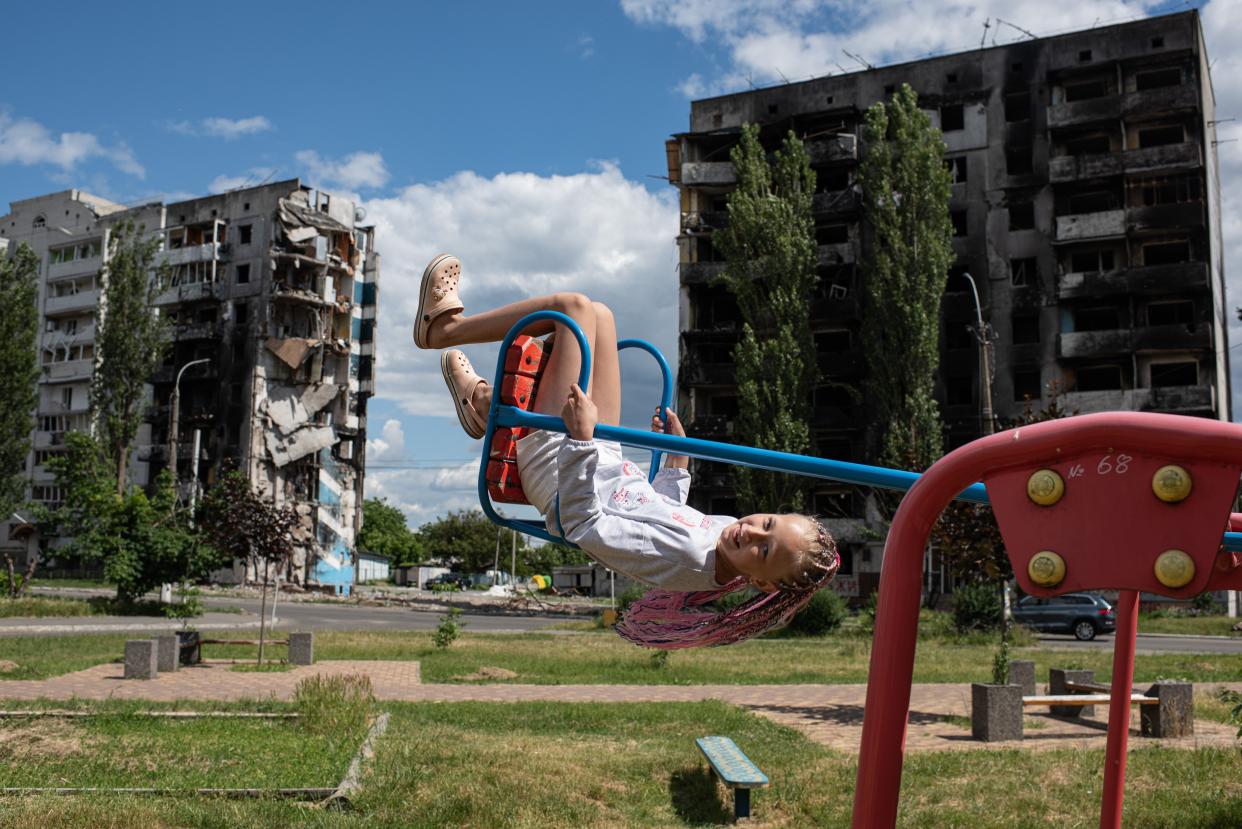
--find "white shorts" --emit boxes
[515,430,624,527]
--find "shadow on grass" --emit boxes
[669,765,733,825]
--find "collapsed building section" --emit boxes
[0,180,379,592]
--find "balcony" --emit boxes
[687,414,731,439]
[173,321,223,341]
[680,162,735,187]
[1133,321,1210,352]
[1055,209,1125,242]
[812,189,861,217]
[1126,202,1205,233]
[155,281,221,306]
[806,134,858,164]
[1049,142,1202,183]
[160,242,222,267]
[1123,142,1202,175]
[818,242,855,266]
[682,362,735,386]
[1058,322,1210,359]
[47,258,99,282]
[680,261,726,285]
[41,359,93,382]
[1047,96,1122,130]
[45,289,99,315]
[1061,384,1213,414]
[1121,84,1200,120]
[1058,329,1134,359]
[1057,261,1208,300]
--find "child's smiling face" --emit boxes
[715,513,814,592]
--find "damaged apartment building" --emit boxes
[667,10,1228,600]
[0,180,379,594]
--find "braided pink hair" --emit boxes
[615,519,841,649]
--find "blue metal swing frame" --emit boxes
[476,311,1242,553]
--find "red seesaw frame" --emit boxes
[852,411,1242,829]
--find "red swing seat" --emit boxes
[485,334,552,504]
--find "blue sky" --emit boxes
[2,0,1238,530]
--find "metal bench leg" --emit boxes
[734,787,750,819]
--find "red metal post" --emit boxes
[1099,589,1139,829]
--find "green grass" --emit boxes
[0,597,97,619]
[0,701,1239,828]
[229,662,294,673]
[5,628,1242,687]
[1138,614,1241,637]
[26,578,112,590]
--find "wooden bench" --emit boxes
[1023,694,1159,707]
[696,736,768,820]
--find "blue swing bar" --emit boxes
[476,312,1242,553]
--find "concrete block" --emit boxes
[155,634,179,673]
[1008,660,1036,697]
[124,640,158,680]
[288,632,314,665]
[1141,681,1194,738]
[1049,668,1095,717]
[971,683,1023,742]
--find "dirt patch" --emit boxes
[0,719,93,762]
[454,666,518,682]
[0,660,18,673]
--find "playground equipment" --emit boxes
[472,312,1242,828]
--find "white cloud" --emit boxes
[297,150,389,190]
[169,115,274,139]
[623,0,1169,96]
[577,35,596,58]
[207,167,277,194]
[0,111,145,178]
[367,418,407,461]
[359,162,679,429]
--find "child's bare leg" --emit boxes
[531,294,599,419]
[427,294,577,348]
[589,302,621,427]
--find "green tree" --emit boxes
[858,84,954,472]
[47,432,216,603]
[417,509,531,574]
[0,243,41,596]
[92,220,171,494]
[0,243,39,521]
[523,541,591,576]
[715,123,819,513]
[358,498,424,565]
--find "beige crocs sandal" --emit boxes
[413,253,464,348]
[441,350,488,439]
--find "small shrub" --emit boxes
[618,584,648,614]
[917,608,956,640]
[991,634,1011,685]
[649,650,670,670]
[1192,592,1220,614]
[294,673,375,740]
[162,586,203,629]
[430,582,460,594]
[859,590,879,633]
[786,589,848,637]
[951,582,1002,633]
[433,607,466,649]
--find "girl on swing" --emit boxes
[414,254,840,648]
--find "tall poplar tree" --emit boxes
[0,243,40,520]
[857,84,955,471]
[91,220,171,493]
[716,123,819,513]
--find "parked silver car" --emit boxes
[1013,592,1116,641]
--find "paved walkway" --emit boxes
[0,660,1235,754]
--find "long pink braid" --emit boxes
[615,542,841,650]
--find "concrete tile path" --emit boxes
[0,660,1236,754]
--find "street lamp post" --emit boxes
[961,273,994,436]
[168,358,211,499]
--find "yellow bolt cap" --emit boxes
[1028,551,1066,587]
[1154,549,1195,589]
[1152,465,1192,503]
[1027,469,1065,506]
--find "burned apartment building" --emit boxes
[0,181,379,594]
[667,10,1228,600]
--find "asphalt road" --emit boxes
[1035,633,1242,654]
